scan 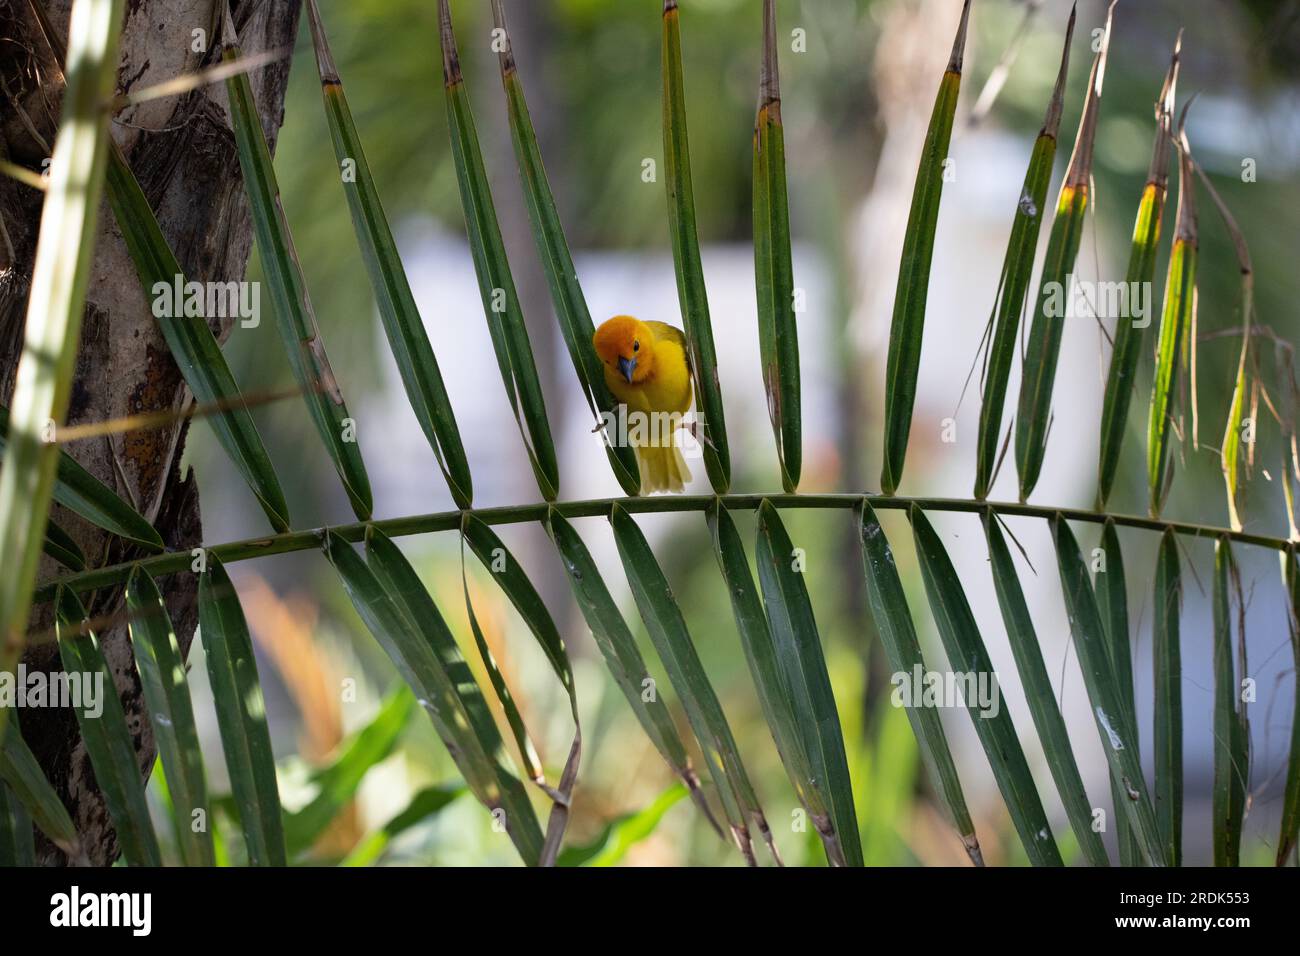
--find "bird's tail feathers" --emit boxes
[635,443,691,494]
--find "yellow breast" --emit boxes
[604,322,693,416]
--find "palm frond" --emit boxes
[755,500,862,865]
[126,568,215,866]
[199,556,287,866]
[911,506,1061,866]
[753,0,801,492]
[1017,2,1115,501]
[709,501,845,865]
[1153,528,1183,865]
[221,6,372,521]
[881,0,971,495]
[55,588,162,866]
[662,0,731,493]
[305,0,474,509]
[6,0,1295,873]
[0,0,125,715]
[438,0,559,502]
[490,0,640,496]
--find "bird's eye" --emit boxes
[633,340,640,352]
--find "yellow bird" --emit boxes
[593,315,693,494]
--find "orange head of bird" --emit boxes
[593,314,655,385]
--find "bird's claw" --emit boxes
[686,419,717,452]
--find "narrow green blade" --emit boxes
[458,568,546,813]
[909,506,1062,866]
[857,500,982,865]
[753,0,800,492]
[304,1,473,509]
[1014,188,1088,502]
[1152,528,1183,866]
[0,778,35,865]
[357,534,504,774]
[331,527,544,865]
[880,0,970,495]
[42,519,85,571]
[983,511,1108,865]
[462,515,581,864]
[438,0,559,501]
[462,517,576,707]
[220,5,373,520]
[490,0,639,496]
[54,587,161,866]
[1146,147,1198,518]
[1,405,164,549]
[706,501,843,864]
[126,566,215,866]
[544,509,720,836]
[456,576,574,861]
[1096,40,1180,506]
[1016,4,1114,501]
[1285,441,1299,543]
[283,683,415,857]
[1051,515,1166,865]
[662,0,731,493]
[1279,547,1300,866]
[1147,103,1200,519]
[1220,273,1255,532]
[1198,166,1258,532]
[0,0,125,712]
[1095,520,1140,865]
[754,500,861,865]
[198,555,286,866]
[1097,181,1171,507]
[0,713,81,860]
[324,530,498,804]
[1211,538,1249,866]
[103,149,291,532]
[974,9,1072,501]
[612,503,773,864]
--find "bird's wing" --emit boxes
[647,321,688,351]
[648,321,693,380]
[647,321,695,413]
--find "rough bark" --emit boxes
[0,0,301,865]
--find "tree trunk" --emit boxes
[0,0,301,865]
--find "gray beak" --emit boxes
[618,356,637,383]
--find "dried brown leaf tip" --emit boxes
[305,0,341,85]
[220,0,240,54]
[438,0,462,86]
[1064,0,1117,188]
[1042,4,1076,140]
[1147,30,1182,189]
[947,0,974,74]
[759,0,780,113]
[491,0,517,76]
[1174,97,1199,244]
